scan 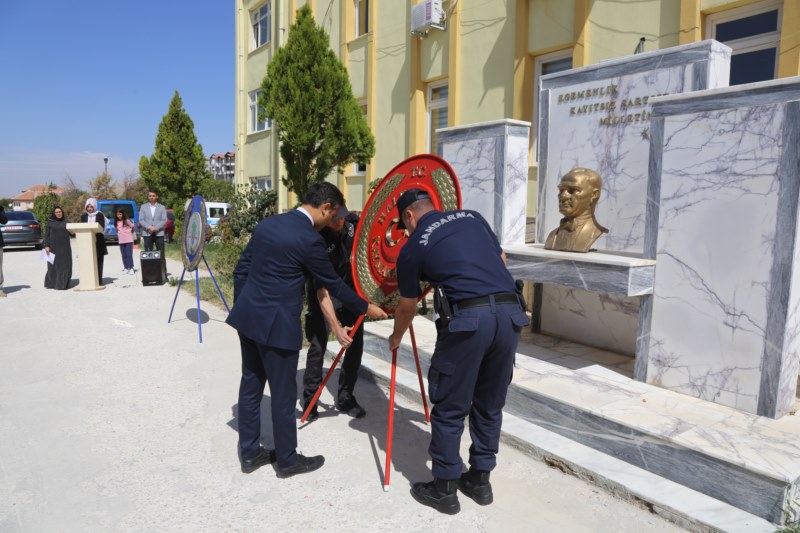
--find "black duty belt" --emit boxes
[454,292,520,310]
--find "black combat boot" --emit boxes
[457,468,493,505]
[410,478,460,514]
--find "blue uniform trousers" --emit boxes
[237,334,300,468]
[427,300,526,480]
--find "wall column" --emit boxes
[679,0,702,44]
[572,0,590,67]
[447,1,461,126]
[778,0,800,78]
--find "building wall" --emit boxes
[234,0,800,214]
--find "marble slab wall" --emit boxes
[438,119,530,245]
[643,78,800,418]
[535,40,731,354]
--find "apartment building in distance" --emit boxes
[208,152,236,183]
[234,0,800,214]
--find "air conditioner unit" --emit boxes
[411,0,445,35]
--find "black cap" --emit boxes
[334,203,349,220]
[396,188,431,229]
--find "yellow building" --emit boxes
[234,0,799,214]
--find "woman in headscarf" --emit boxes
[44,206,73,290]
[80,197,108,284]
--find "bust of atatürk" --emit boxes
[544,167,608,253]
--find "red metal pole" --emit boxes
[300,314,366,423]
[409,323,430,423]
[383,347,398,491]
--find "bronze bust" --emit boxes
[544,167,608,253]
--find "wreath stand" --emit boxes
[167,255,230,343]
[301,315,430,491]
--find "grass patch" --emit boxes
[165,241,234,311]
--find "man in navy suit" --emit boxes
[227,182,387,478]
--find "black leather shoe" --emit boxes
[240,447,276,474]
[276,454,325,479]
[410,478,460,515]
[303,402,319,422]
[457,468,493,505]
[335,397,366,418]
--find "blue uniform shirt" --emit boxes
[396,209,515,302]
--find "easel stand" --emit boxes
[300,319,431,491]
[168,255,230,343]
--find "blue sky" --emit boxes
[0,1,234,198]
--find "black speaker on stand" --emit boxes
[140,250,167,286]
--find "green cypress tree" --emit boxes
[260,5,375,199]
[139,91,212,211]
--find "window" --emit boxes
[707,0,781,86]
[532,49,573,163]
[354,0,369,37]
[249,90,271,133]
[427,81,448,155]
[354,103,368,174]
[254,177,272,191]
[252,2,272,50]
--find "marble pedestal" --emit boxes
[437,119,530,245]
[67,223,105,292]
[534,40,731,355]
[503,244,654,297]
[642,78,800,418]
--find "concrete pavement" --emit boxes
[0,245,683,532]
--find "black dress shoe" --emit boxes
[240,447,277,474]
[457,468,493,505]
[276,454,325,479]
[410,478,460,515]
[335,397,366,418]
[303,402,319,422]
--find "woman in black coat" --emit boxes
[80,197,108,284]
[44,206,73,290]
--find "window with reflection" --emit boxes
[707,0,781,86]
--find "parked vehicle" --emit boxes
[0,211,43,249]
[205,202,231,228]
[98,200,139,244]
[164,209,175,242]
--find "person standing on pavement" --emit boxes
[114,209,137,275]
[302,209,367,421]
[0,204,7,297]
[226,182,387,479]
[80,198,108,285]
[44,206,73,290]
[388,189,529,515]
[139,190,167,257]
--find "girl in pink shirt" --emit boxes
[115,209,137,275]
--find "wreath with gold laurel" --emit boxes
[355,168,459,312]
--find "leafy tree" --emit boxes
[60,175,89,222]
[260,5,375,199]
[199,179,235,203]
[88,172,116,199]
[33,191,61,233]
[225,184,278,239]
[119,171,148,203]
[0,198,12,210]
[139,91,212,211]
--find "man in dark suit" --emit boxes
[226,182,386,478]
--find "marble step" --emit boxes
[352,316,800,526]
[341,345,774,533]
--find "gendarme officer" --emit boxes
[389,189,529,514]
